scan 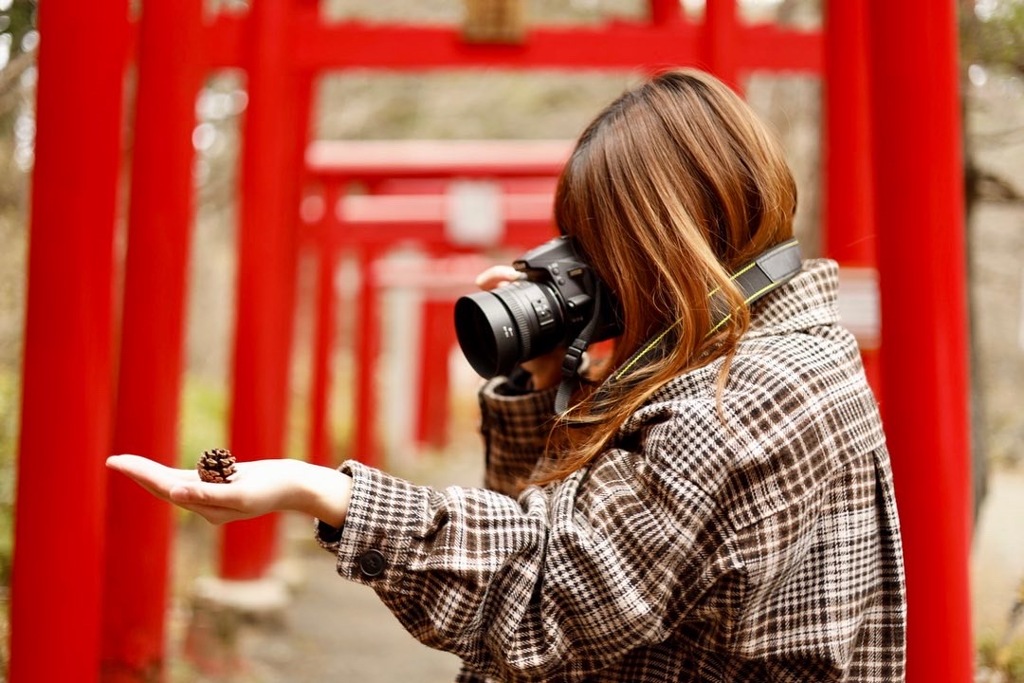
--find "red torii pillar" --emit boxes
[220,0,314,579]
[649,0,739,89]
[100,1,204,680]
[823,1,882,396]
[308,219,341,468]
[705,0,740,90]
[353,246,385,464]
[9,3,130,682]
[416,294,457,450]
[867,1,974,681]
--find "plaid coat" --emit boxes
[316,259,906,682]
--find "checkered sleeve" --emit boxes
[476,377,558,496]
[314,433,736,681]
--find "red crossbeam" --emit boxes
[307,140,573,180]
[204,16,821,73]
[329,192,554,247]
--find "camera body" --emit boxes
[455,236,622,380]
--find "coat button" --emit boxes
[357,549,387,578]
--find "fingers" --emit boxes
[106,453,149,474]
[168,481,240,508]
[168,484,249,523]
[166,493,245,525]
[475,265,523,291]
[107,454,198,480]
[106,455,198,498]
[108,454,270,525]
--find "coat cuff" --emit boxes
[479,376,558,442]
[314,460,428,591]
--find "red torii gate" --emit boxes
[10,2,973,683]
[301,139,570,466]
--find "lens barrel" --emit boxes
[454,280,562,379]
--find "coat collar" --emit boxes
[744,258,841,340]
[592,259,842,411]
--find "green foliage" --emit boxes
[178,375,229,469]
[963,0,1024,73]
[0,0,36,61]
[978,631,1024,682]
[0,368,19,591]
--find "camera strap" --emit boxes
[554,238,802,415]
[555,283,604,414]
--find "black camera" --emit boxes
[454,236,622,379]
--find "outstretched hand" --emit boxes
[106,455,352,528]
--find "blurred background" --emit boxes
[1,0,1023,681]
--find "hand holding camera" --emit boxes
[456,236,622,390]
[473,264,567,391]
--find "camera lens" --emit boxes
[454,281,562,379]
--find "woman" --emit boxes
[109,69,906,682]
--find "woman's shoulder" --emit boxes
[620,309,883,459]
[615,320,886,533]
[616,257,883,465]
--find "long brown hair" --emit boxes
[537,69,797,483]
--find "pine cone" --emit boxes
[197,448,237,483]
